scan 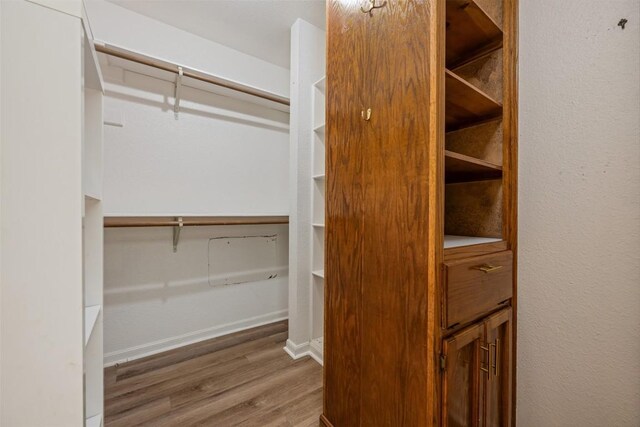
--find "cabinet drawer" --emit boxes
[444,250,513,328]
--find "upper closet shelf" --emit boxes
[445,150,502,183]
[95,43,290,113]
[446,0,503,68]
[104,215,289,228]
[445,69,502,131]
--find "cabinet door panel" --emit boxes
[325,1,369,424]
[359,1,434,425]
[485,308,512,427]
[443,322,485,427]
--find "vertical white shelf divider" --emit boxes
[82,15,105,426]
[310,76,326,364]
[286,20,325,365]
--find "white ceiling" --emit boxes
[107,0,326,69]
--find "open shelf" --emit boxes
[446,0,503,68]
[84,305,101,346]
[104,215,289,228]
[314,76,326,93]
[446,69,502,131]
[313,174,325,181]
[314,123,326,134]
[86,413,103,427]
[444,235,502,249]
[312,270,325,279]
[313,223,325,228]
[445,150,502,183]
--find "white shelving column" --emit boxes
[0,1,103,425]
[310,77,326,364]
[286,20,325,364]
[82,13,105,426]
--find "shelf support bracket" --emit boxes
[173,216,183,252]
[174,66,183,120]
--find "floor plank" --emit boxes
[105,321,323,427]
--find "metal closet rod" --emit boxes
[94,43,290,107]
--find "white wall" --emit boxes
[518,1,640,426]
[101,67,289,216]
[104,224,288,364]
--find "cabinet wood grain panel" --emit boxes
[324,0,367,424]
[442,322,484,427]
[485,308,512,427]
[325,0,439,425]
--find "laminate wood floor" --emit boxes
[104,320,323,426]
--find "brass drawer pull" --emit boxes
[473,264,503,273]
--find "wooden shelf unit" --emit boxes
[446,0,503,68]
[104,215,289,228]
[323,0,517,425]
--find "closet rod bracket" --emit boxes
[174,66,183,119]
[173,216,183,252]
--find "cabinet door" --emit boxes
[442,322,485,427]
[484,308,513,427]
[325,0,438,426]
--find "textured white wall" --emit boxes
[518,1,640,425]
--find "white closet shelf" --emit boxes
[86,413,102,427]
[314,76,326,92]
[312,223,325,228]
[444,235,502,249]
[312,270,325,279]
[314,123,326,134]
[104,215,289,228]
[84,305,101,346]
[313,174,325,181]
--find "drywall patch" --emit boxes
[208,234,284,286]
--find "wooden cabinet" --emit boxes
[323,0,518,425]
[442,308,512,427]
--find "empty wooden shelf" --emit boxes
[104,215,289,228]
[444,234,503,249]
[446,0,503,67]
[446,69,502,131]
[445,150,502,183]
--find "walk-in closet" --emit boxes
[3,0,639,426]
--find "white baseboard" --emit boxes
[283,338,323,365]
[104,309,288,367]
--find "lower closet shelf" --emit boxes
[444,235,502,249]
[84,305,101,346]
[86,413,102,427]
